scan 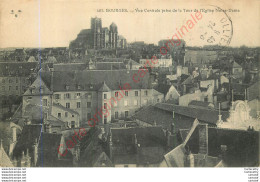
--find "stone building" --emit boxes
[70,17,126,50]
[22,70,164,128]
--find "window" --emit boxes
[87,102,91,108]
[43,99,47,106]
[65,112,68,117]
[145,90,148,96]
[115,92,119,97]
[54,94,60,99]
[125,111,129,118]
[2,86,5,91]
[85,93,92,99]
[135,91,138,96]
[104,103,107,109]
[9,86,11,91]
[104,117,107,124]
[72,115,74,118]
[115,111,118,119]
[9,79,11,83]
[104,94,107,99]
[66,103,70,108]
[58,113,61,118]
[76,93,81,97]
[77,102,81,108]
[2,79,5,83]
[134,100,138,106]
[124,100,128,106]
[16,78,18,83]
[65,85,70,90]
[65,93,70,99]
[157,98,160,102]
[204,96,208,102]
[87,113,91,119]
[71,121,75,128]
[144,99,148,105]
[125,91,128,96]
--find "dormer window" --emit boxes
[77,85,81,90]
[65,85,70,90]
[89,84,93,89]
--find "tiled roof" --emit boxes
[53,63,87,71]
[0,62,38,77]
[37,133,62,167]
[132,105,173,130]
[188,100,214,109]
[111,126,167,165]
[232,61,242,68]
[112,126,166,147]
[178,127,259,167]
[154,84,172,96]
[98,82,111,92]
[155,103,229,125]
[95,62,126,70]
[13,124,42,158]
[52,70,152,92]
[163,144,186,167]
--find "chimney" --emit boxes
[198,124,208,155]
[109,135,113,161]
[73,144,80,167]
[220,145,227,161]
[171,123,175,135]
[21,151,26,167]
[12,127,17,143]
[9,127,17,156]
[33,139,38,166]
[186,152,195,167]
[218,103,223,124]
[134,134,141,166]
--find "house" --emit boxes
[22,75,53,120]
[140,55,172,68]
[37,133,63,167]
[160,119,259,167]
[0,62,38,97]
[154,84,180,102]
[80,127,113,167]
[133,102,231,136]
[12,124,42,167]
[179,84,214,107]
[23,70,164,127]
[231,61,243,77]
[160,119,221,167]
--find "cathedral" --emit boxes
[70,17,126,50]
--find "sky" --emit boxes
[0,0,259,48]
